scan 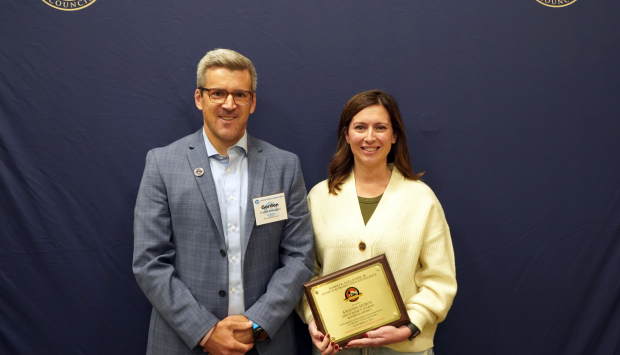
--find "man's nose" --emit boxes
[221,93,237,109]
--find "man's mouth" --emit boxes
[219,116,236,121]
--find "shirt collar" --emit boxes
[202,128,248,158]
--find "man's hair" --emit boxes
[196,49,257,92]
[327,90,423,195]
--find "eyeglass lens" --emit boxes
[208,89,251,105]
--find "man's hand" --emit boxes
[229,315,254,344]
[202,316,254,355]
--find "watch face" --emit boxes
[253,327,268,342]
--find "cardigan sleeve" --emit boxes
[406,197,457,331]
[295,192,321,324]
[295,255,322,324]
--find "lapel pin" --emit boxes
[194,167,204,177]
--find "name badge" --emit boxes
[253,193,288,226]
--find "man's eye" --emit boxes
[235,92,248,98]
[212,91,225,97]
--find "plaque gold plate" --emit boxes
[303,255,410,346]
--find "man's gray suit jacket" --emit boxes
[133,129,314,355]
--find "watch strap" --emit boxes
[405,322,420,341]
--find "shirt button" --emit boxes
[231,287,236,293]
[229,195,234,201]
[220,249,226,257]
[232,256,237,262]
[359,242,366,251]
[226,168,231,173]
[231,225,236,231]
[219,290,226,297]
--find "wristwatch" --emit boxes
[252,325,269,342]
[405,322,420,341]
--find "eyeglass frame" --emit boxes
[198,87,254,106]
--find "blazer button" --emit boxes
[359,242,366,251]
[220,249,226,257]
[219,290,226,297]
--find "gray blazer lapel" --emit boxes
[186,129,225,243]
[243,135,266,256]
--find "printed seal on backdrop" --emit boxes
[536,0,577,7]
[43,0,96,11]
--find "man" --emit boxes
[133,49,314,355]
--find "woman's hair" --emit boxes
[327,90,423,195]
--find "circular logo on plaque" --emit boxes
[344,287,362,302]
[536,0,577,7]
[42,0,97,11]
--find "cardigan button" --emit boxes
[219,290,226,297]
[358,242,366,251]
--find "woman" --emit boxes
[297,90,457,355]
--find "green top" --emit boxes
[358,194,383,225]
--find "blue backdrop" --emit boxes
[1,0,619,354]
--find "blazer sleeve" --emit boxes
[132,150,219,349]
[244,155,315,339]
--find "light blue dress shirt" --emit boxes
[203,129,248,316]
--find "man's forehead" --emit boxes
[205,67,252,87]
[206,67,251,76]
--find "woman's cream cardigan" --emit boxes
[296,168,457,353]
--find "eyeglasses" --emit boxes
[198,87,253,105]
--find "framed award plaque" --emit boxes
[302,254,410,347]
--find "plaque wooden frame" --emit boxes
[302,254,410,347]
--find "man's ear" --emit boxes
[249,92,257,114]
[195,89,203,110]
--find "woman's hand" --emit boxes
[308,319,342,354]
[344,325,411,349]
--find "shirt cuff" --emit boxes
[199,327,215,348]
